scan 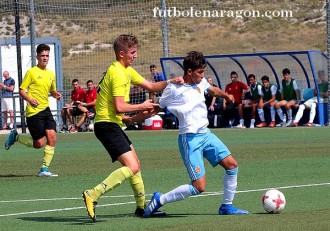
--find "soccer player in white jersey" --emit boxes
[143,51,249,217]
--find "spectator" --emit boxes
[223,71,250,128]
[291,70,328,126]
[256,75,282,128]
[61,79,86,133]
[74,80,97,131]
[0,71,15,129]
[275,68,300,126]
[244,74,262,128]
[149,64,165,101]
[204,76,222,114]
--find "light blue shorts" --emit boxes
[178,129,231,181]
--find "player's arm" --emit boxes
[138,76,183,93]
[208,85,234,103]
[114,96,158,114]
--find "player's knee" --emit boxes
[128,164,141,175]
[193,182,205,193]
[189,184,202,195]
[33,141,44,149]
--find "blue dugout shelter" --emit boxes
[160,50,329,126]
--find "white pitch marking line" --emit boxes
[0,182,329,217]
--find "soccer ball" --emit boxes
[88,123,94,131]
[262,189,286,214]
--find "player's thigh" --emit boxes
[203,131,231,167]
[26,113,46,141]
[276,100,287,107]
[178,133,206,181]
[94,122,132,163]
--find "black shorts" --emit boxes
[94,122,132,162]
[26,107,56,141]
[72,107,84,116]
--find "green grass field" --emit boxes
[0,127,330,231]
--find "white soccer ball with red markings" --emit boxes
[262,189,286,214]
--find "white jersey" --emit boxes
[159,78,211,134]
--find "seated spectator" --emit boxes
[243,74,262,128]
[291,70,328,126]
[256,76,282,128]
[61,79,86,132]
[275,68,300,126]
[71,80,97,132]
[223,71,250,128]
[149,64,165,101]
[204,76,222,115]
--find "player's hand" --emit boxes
[141,99,159,111]
[122,115,133,125]
[169,76,184,85]
[226,94,235,103]
[29,98,39,108]
[52,91,62,100]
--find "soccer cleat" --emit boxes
[218,204,249,215]
[268,121,276,128]
[5,129,18,150]
[135,207,167,218]
[304,122,313,127]
[82,190,97,222]
[235,124,246,129]
[38,167,58,177]
[143,192,163,218]
[289,122,298,127]
[256,122,266,128]
[60,125,68,133]
[286,120,292,127]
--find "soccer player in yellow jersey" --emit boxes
[82,34,183,222]
[5,44,62,177]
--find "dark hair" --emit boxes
[72,79,79,84]
[36,44,50,54]
[113,34,138,53]
[183,51,206,74]
[261,75,269,82]
[86,80,93,85]
[230,71,238,76]
[150,64,156,69]
[282,68,290,75]
[317,70,325,76]
[248,74,255,79]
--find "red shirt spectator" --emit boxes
[225,81,249,104]
[85,87,97,108]
[71,87,86,102]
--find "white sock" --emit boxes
[239,119,244,126]
[160,184,199,205]
[250,119,255,125]
[257,108,265,121]
[270,107,275,121]
[294,105,304,123]
[309,103,316,123]
[222,170,238,204]
[287,109,292,121]
[276,108,284,121]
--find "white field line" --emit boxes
[0,182,329,217]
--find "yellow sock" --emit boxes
[41,145,55,168]
[17,135,33,147]
[90,166,134,201]
[129,171,145,209]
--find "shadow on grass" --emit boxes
[0,174,36,178]
[18,213,192,225]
